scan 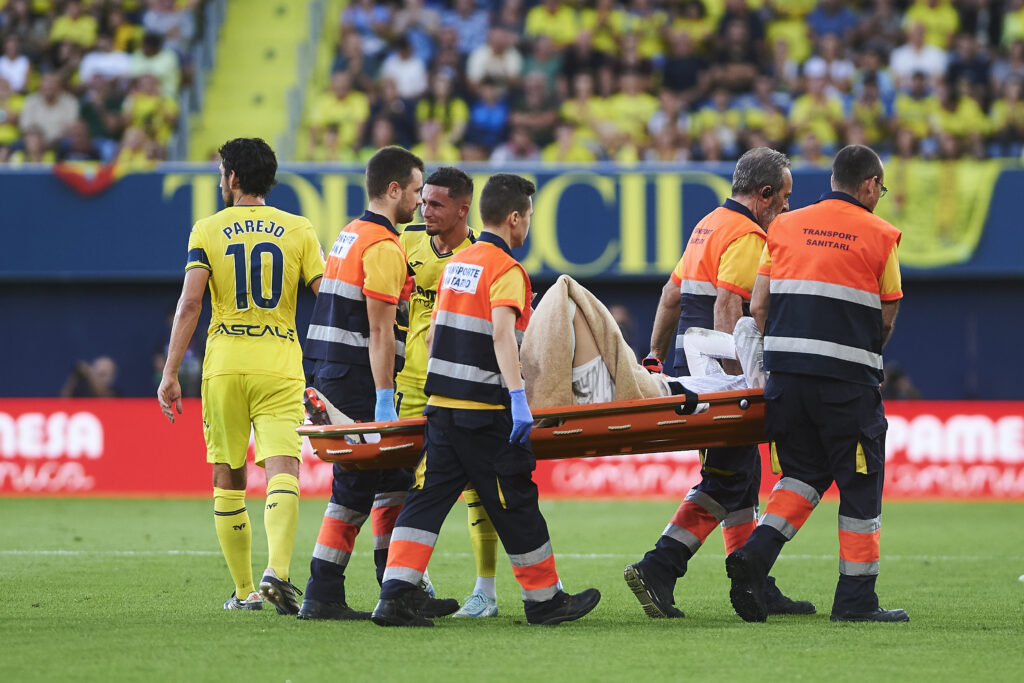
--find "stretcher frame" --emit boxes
[297,388,766,470]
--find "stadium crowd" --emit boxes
[0,0,205,166]
[304,0,1024,164]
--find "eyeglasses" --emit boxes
[873,176,888,198]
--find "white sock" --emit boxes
[474,576,497,599]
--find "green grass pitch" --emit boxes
[2,498,1022,682]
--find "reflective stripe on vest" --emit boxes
[763,197,900,386]
[303,218,411,369]
[672,203,765,374]
[424,240,532,405]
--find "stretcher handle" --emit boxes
[296,388,763,439]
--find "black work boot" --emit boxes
[408,587,460,618]
[297,597,371,621]
[764,576,816,615]
[524,589,601,625]
[371,590,435,627]
[726,548,769,622]
[623,562,685,618]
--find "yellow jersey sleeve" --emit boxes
[879,245,902,301]
[669,255,686,286]
[757,242,772,276]
[299,222,325,287]
[185,224,211,272]
[362,239,407,303]
[489,266,527,315]
[717,232,765,299]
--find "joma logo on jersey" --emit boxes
[214,324,295,340]
[233,522,246,531]
[266,502,278,510]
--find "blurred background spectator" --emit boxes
[285,0,1024,165]
[0,1,205,168]
[60,356,121,398]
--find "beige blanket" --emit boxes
[521,274,667,409]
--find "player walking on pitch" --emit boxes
[158,138,324,613]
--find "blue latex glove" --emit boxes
[375,388,398,423]
[509,388,533,444]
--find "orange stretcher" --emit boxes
[297,388,766,470]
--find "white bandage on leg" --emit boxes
[733,317,767,389]
[682,327,736,377]
[571,356,616,404]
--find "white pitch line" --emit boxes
[1,550,1020,562]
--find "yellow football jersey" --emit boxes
[185,205,325,380]
[396,224,475,386]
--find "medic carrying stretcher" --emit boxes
[298,276,769,469]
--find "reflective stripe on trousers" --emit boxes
[758,477,820,540]
[661,488,726,554]
[508,541,560,602]
[838,514,881,576]
[381,526,438,586]
[371,490,407,551]
[312,502,368,566]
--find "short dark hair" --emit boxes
[731,147,790,196]
[832,144,883,194]
[479,173,535,226]
[218,137,277,197]
[425,166,473,199]
[365,146,425,199]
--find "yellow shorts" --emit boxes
[396,378,428,419]
[201,374,305,469]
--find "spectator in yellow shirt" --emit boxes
[930,80,988,146]
[623,0,668,61]
[894,71,939,140]
[848,76,891,147]
[606,70,660,145]
[121,73,178,146]
[49,0,98,50]
[689,86,742,158]
[789,73,845,151]
[579,0,625,54]
[559,71,607,143]
[541,119,597,163]
[415,71,469,146]
[310,71,370,155]
[524,0,580,48]
[903,0,959,49]
[411,119,461,163]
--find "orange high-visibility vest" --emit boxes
[763,192,901,386]
[304,211,411,370]
[673,200,765,374]
[424,232,532,406]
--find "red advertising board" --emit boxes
[1,399,1022,500]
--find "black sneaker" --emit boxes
[372,590,435,627]
[303,388,330,425]
[623,563,685,619]
[525,588,601,626]
[726,548,768,623]
[296,597,371,621]
[408,587,460,618]
[258,569,302,616]
[764,577,816,615]
[830,607,909,623]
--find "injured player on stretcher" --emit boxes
[520,275,765,411]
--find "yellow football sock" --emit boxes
[465,488,498,579]
[213,488,254,598]
[264,473,300,580]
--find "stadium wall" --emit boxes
[1,163,1022,400]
